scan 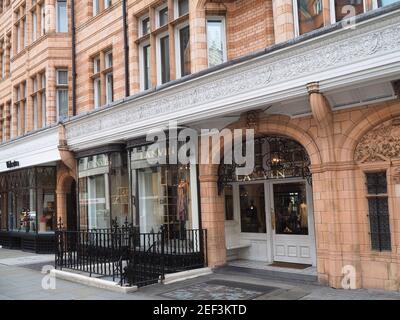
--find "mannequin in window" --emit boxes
[299,197,308,230]
[177,179,189,238]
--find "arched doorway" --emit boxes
[219,136,316,266]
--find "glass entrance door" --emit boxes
[239,183,266,234]
[271,181,314,265]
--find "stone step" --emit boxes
[214,265,319,285]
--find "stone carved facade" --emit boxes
[355,117,400,162]
[66,15,400,142]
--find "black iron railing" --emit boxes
[55,223,207,287]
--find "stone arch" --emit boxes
[56,167,76,229]
[339,101,400,162]
[220,115,322,166]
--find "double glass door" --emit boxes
[237,180,315,265]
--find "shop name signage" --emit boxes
[6,161,20,169]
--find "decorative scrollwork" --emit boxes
[355,117,400,163]
[218,136,312,194]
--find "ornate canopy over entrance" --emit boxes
[218,136,312,193]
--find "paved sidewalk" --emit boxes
[1,248,400,300]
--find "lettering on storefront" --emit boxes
[6,161,20,169]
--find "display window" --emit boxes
[130,143,198,237]
[78,150,129,230]
[0,167,56,234]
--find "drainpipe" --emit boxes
[122,0,130,97]
[71,0,77,115]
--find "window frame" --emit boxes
[206,16,227,68]
[156,31,170,85]
[174,0,189,19]
[138,14,150,37]
[156,3,168,28]
[139,40,151,91]
[329,0,367,24]
[174,20,190,79]
[56,69,69,121]
[56,0,68,33]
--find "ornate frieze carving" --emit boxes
[66,14,400,145]
[355,118,400,162]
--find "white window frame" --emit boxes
[329,0,367,24]
[156,3,168,28]
[41,4,45,35]
[56,69,68,121]
[139,40,151,91]
[206,16,227,68]
[138,14,150,37]
[105,50,113,69]
[93,0,100,16]
[174,20,190,79]
[105,72,113,105]
[156,31,170,85]
[93,77,101,108]
[56,0,68,33]
[56,69,68,86]
[32,11,37,41]
[174,0,189,19]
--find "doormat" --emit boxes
[160,280,277,300]
[269,262,312,270]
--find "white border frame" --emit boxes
[206,16,227,68]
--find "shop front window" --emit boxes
[239,184,266,233]
[0,167,56,233]
[130,144,196,236]
[78,151,128,230]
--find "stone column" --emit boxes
[149,7,157,86]
[4,35,10,78]
[189,0,208,73]
[199,163,227,267]
[100,51,106,106]
[45,0,56,33]
[272,0,295,43]
[4,101,10,141]
[37,74,43,129]
[26,79,33,132]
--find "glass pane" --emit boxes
[160,35,170,84]
[106,73,113,104]
[224,185,234,221]
[207,20,225,67]
[297,0,324,35]
[179,26,191,77]
[239,184,266,233]
[377,0,399,7]
[178,0,189,16]
[142,17,150,36]
[57,89,69,120]
[335,0,364,21]
[57,70,68,85]
[57,0,67,32]
[16,189,37,233]
[138,167,163,233]
[38,191,55,232]
[86,174,110,229]
[110,152,129,225]
[143,45,151,90]
[0,193,6,230]
[273,182,308,235]
[159,7,168,26]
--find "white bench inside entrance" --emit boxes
[226,242,251,261]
